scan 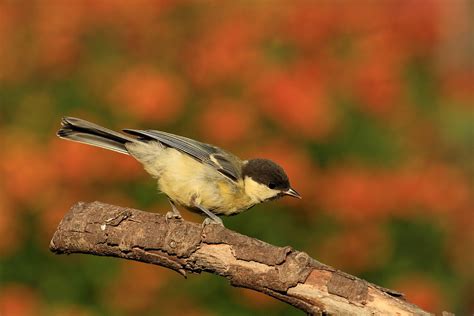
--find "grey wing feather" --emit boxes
[123,129,242,181]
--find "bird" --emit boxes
[57,117,301,226]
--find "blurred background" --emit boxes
[0,0,472,315]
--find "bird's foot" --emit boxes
[201,217,224,227]
[165,211,183,221]
[194,204,224,227]
[166,199,183,223]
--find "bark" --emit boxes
[49,201,432,315]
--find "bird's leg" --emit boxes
[195,205,224,226]
[166,199,183,221]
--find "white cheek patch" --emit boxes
[244,176,281,203]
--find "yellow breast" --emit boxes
[153,148,254,215]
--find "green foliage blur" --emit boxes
[0,1,472,315]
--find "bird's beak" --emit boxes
[284,187,302,199]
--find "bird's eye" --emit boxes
[268,182,276,189]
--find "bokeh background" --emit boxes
[0,0,472,315]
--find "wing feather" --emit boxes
[123,129,242,181]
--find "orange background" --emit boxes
[0,1,472,315]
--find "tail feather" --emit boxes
[57,117,138,155]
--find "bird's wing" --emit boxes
[123,129,242,182]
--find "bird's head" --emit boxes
[242,158,301,203]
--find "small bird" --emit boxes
[57,117,301,225]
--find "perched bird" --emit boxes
[57,117,301,225]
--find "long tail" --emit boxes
[57,117,139,155]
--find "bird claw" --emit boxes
[165,211,183,222]
[201,217,224,227]
[166,199,183,223]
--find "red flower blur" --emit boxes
[110,66,185,123]
[255,69,333,139]
[0,1,472,314]
[198,98,256,145]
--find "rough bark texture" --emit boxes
[50,201,432,315]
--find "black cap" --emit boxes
[242,158,290,190]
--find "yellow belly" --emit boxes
[154,149,255,215]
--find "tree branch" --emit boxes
[49,201,431,315]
